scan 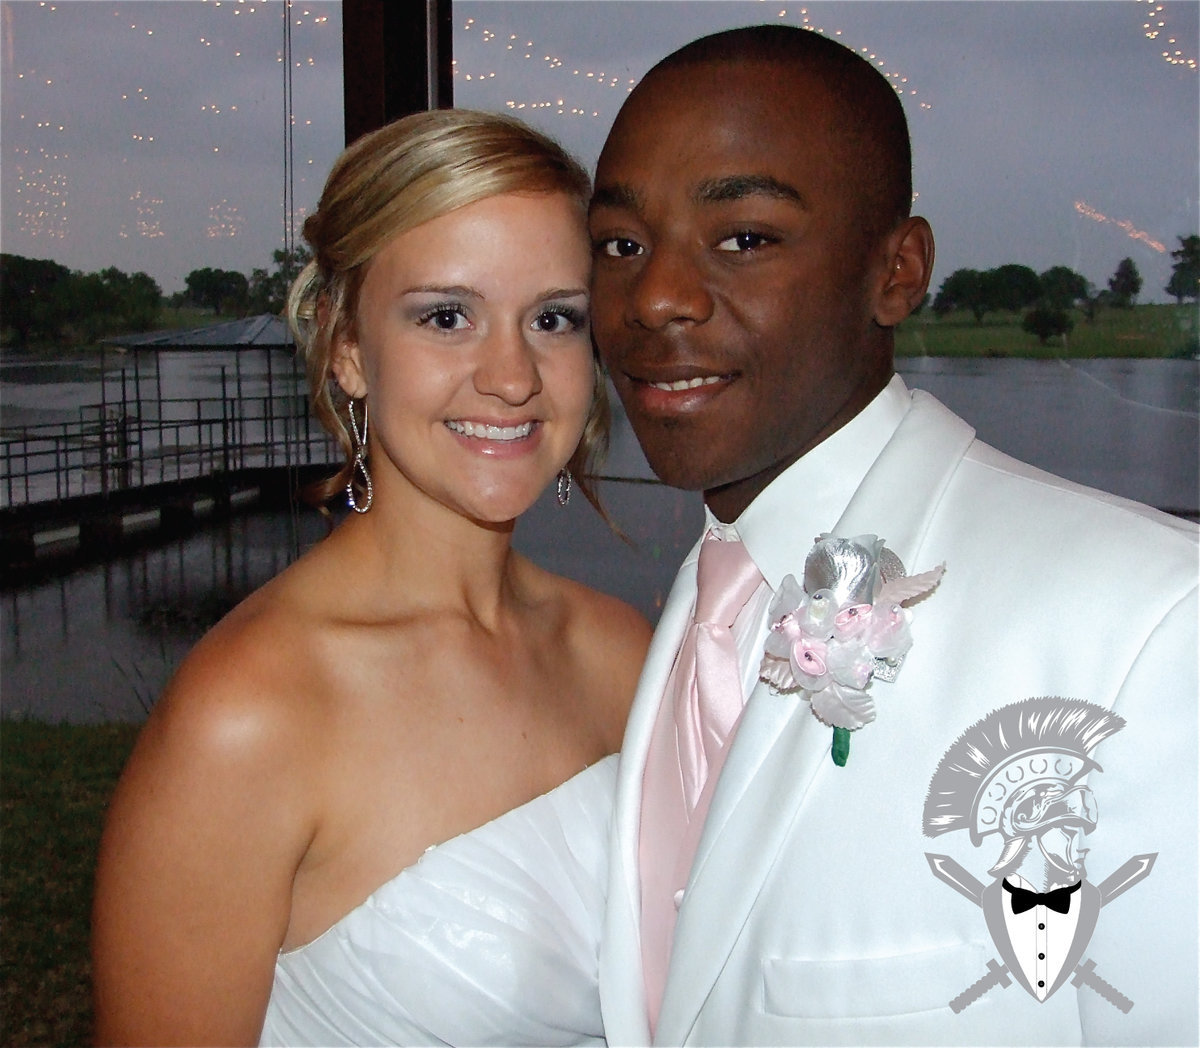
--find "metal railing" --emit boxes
[1,391,338,509]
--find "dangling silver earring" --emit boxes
[556,468,572,507]
[346,399,373,513]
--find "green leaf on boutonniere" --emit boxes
[832,726,851,767]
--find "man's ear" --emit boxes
[331,331,369,400]
[874,216,935,327]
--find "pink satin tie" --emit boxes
[675,532,764,809]
[639,531,764,1031]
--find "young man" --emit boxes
[589,25,1197,1046]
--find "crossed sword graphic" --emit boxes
[925,852,1156,1013]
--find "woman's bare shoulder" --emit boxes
[518,558,651,652]
[516,559,652,741]
[136,561,344,787]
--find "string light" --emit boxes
[456,5,932,118]
[4,1,336,257]
[1137,0,1198,70]
[207,199,246,239]
[1074,200,1167,253]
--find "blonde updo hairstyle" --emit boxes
[288,108,608,513]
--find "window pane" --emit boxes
[1,0,344,295]
[455,1,1199,516]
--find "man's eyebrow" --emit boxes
[693,174,807,207]
[589,183,642,213]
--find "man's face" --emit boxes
[589,61,898,521]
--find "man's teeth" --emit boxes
[649,376,724,392]
[446,420,535,441]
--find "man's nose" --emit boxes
[474,327,542,404]
[628,244,714,330]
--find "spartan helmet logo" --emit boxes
[923,697,1155,1012]
[925,697,1120,885]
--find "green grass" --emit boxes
[152,304,240,331]
[896,302,1198,359]
[1,720,140,1047]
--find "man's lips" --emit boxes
[622,370,736,414]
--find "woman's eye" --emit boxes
[419,306,469,331]
[716,231,772,252]
[597,237,644,258]
[532,307,586,334]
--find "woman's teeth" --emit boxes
[446,420,535,441]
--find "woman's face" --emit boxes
[334,191,594,525]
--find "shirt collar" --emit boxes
[705,375,912,590]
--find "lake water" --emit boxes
[1,353,1196,722]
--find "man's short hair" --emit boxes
[645,24,914,235]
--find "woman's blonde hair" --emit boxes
[287,108,609,512]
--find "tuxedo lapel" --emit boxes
[834,390,974,564]
[656,678,829,1042]
[601,545,700,1046]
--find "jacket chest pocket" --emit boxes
[763,942,989,1018]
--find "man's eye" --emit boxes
[716,231,771,252]
[597,237,644,258]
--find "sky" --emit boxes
[2,0,1197,301]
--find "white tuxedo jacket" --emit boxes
[600,383,1198,1046]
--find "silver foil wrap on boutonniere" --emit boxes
[758,533,945,765]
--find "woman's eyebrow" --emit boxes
[402,284,483,298]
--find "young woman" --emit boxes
[92,110,651,1046]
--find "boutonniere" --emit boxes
[758,533,944,766]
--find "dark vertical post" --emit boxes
[133,349,144,486]
[118,365,131,490]
[99,344,109,497]
[341,0,454,146]
[266,346,275,467]
[221,365,231,476]
[235,349,244,469]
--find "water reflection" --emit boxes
[897,358,1198,513]
[0,479,702,724]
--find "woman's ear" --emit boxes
[331,332,368,400]
[874,217,935,328]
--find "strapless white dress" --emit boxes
[258,755,617,1047]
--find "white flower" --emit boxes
[759,533,944,732]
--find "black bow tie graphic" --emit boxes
[1003,879,1081,915]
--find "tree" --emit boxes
[1023,306,1074,345]
[1,256,163,346]
[1107,257,1142,307]
[983,264,1042,314]
[1165,235,1199,304]
[0,254,73,345]
[58,271,118,343]
[185,267,249,314]
[933,268,989,322]
[1038,266,1089,311]
[1077,282,1104,322]
[99,267,162,332]
[247,247,312,315]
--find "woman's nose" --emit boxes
[473,327,542,404]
